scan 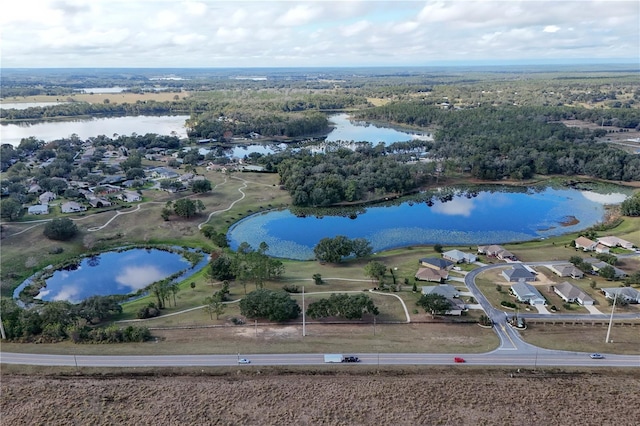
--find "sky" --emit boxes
[1,0,638,68]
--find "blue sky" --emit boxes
[1,0,638,68]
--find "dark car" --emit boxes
[342,356,360,363]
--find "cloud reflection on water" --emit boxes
[116,265,167,291]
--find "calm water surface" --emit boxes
[13,249,204,303]
[228,187,627,260]
[1,115,189,146]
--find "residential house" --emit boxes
[419,257,454,271]
[594,244,611,254]
[511,281,546,305]
[442,249,477,264]
[421,284,466,315]
[597,236,634,250]
[415,267,449,283]
[27,184,42,194]
[61,201,86,213]
[553,281,594,306]
[584,259,628,278]
[27,204,49,215]
[502,264,536,282]
[477,244,517,261]
[39,191,56,204]
[574,236,597,251]
[149,167,180,180]
[601,287,640,304]
[178,173,195,183]
[548,264,584,279]
[88,197,111,208]
[120,191,141,202]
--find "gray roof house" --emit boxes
[39,191,56,204]
[553,281,594,306]
[502,264,536,282]
[548,264,584,279]
[442,249,477,264]
[421,284,466,315]
[511,281,546,305]
[601,287,640,304]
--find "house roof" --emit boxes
[601,287,640,300]
[597,236,633,248]
[415,267,448,282]
[511,281,545,302]
[554,281,594,303]
[442,249,466,261]
[575,236,596,247]
[552,264,584,277]
[420,257,454,269]
[503,264,535,280]
[421,284,459,299]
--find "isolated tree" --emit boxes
[598,265,616,281]
[313,273,323,285]
[433,243,443,253]
[204,294,226,320]
[191,179,212,194]
[0,198,24,221]
[239,289,300,322]
[43,218,78,241]
[172,198,202,218]
[364,261,387,285]
[313,235,353,263]
[417,293,452,318]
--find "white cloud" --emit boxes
[1,0,638,67]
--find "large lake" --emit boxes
[1,115,189,146]
[228,187,628,260]
[13,248,208,303]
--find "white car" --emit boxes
[590,353,604,359]
[238,358,251,364]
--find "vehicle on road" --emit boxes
[342,356,360,363]
[590,353,604,359]
[454,357,466,363]
[324,354,360,363]
[238,358,251,364]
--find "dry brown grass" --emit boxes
[2,368,638,425]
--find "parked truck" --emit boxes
[323,354,360,363]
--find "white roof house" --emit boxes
[27,204,49,215]
[597,236,634,250]
[442,249,477,264]
[61,201,86,213]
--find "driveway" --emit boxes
[534,304,551,314]
[585,305,604,315]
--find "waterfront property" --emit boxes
[442,249,477,264]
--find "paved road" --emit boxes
[2,350,638,368]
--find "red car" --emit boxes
[454,357,465,363]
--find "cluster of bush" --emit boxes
[500,300,518,309]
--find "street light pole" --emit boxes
[302,285,306,337]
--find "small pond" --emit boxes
[227,186,628,260]
[13,248,208,303]
[325,113,432,145]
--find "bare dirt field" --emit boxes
[2,368,638,426]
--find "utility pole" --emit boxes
[302,285,306,337]
[0,312,6,340]
[605,291,617,343]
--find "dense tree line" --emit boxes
[357,102,640,181]
[271,145,434,207]
[187,111,329,139]
[620,192,640,216]
[0,297,150,343]
[313,236,373,263]
[306,293,379,320]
